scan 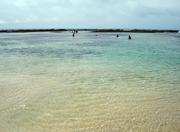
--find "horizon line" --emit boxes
[0,28,179,33]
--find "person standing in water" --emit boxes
[72,32,75,37]
[116,34,119,38]
[72,30,78,37]
[128,35,131,40]
[72,30,75,37]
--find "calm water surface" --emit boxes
[0,32,180,132]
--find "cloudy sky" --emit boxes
[0,0,180,29]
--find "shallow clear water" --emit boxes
[0,32,180,132]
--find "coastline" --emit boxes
[0,29,178,33]
[92,29,179,33]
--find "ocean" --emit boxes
[0,31,180,132]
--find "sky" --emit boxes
[0,0,180,29]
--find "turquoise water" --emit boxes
[0,32,180,132]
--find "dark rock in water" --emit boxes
[116,34,119,38]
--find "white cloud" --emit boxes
[0,0,180,29]
[0,20,7,24]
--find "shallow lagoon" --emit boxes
[0,32,180,132]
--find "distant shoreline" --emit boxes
[92,29,179,33]
[0,29,67,33]
[0,29,178,33]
